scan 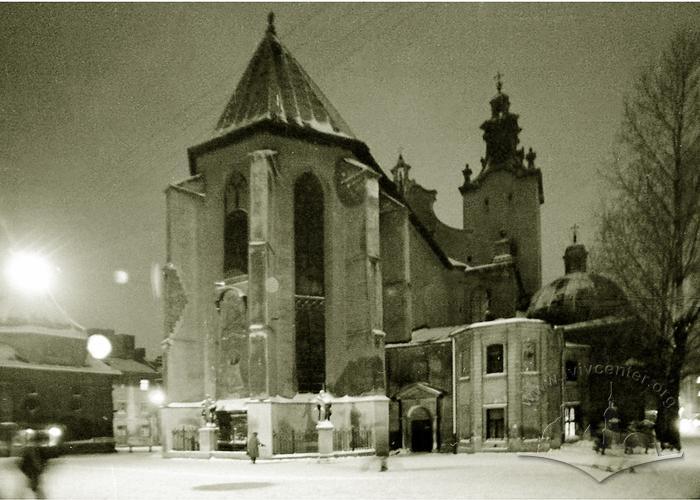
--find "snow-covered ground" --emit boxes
[1,438,699,499]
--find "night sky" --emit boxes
[1,3,698,356]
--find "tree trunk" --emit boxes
[655,321,688,450]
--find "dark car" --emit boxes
[0,422,66,457]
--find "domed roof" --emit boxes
[527,243,631,325]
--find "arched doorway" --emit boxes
[408,406,433,452]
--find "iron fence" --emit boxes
[273,429,318,455]
[333,428,374,451]
[171,425,199,451]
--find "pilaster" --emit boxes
[247,149,277,398]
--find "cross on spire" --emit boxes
[495,71,504,93]
[267,11,276,35]
[571,224,580,244]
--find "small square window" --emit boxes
[139,379,150,391]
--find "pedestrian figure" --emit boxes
[247,432,263,464]
[375,434,389,472]
[19,432,48,499]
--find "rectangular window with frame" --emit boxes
[522,341,537,372]
[459,343,471,378]
[486,344,504,374]
[565,360,578,381]
[486,408,505,440]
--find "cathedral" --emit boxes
[161,15,641,457]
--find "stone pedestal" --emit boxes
[198,426,218,453]
[316,420,334,460]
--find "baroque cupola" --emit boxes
[527,232,631,326]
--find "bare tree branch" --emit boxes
[591,29,700,449]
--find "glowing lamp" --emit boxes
[148,388,165,406]
[4,252,52,293]
[87,334,112,360]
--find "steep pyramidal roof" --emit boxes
[215,13,355,139]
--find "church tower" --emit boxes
[460,76,544,307]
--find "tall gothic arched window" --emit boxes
[224,209,248,278]
[294,172,325,393]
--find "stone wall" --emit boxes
[462,170,542,302]
[164,184,206,403]
[409,226,457,330]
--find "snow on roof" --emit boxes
[410,326,456,343]
[553,315,633,332]
[215,399,250,412]
[385,326,461,348]
[448,257,467,268]
[169,175,206,197]
[463,260,513,273]
[565,342,591,349]
[0,287,85,337]
[452,317,547,336]
[213,22,355,141]
[0,354,120,376]
[106,357,158,375]
[0,324,85,340]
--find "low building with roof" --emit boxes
[0,280,119,452]
[93,330,162,448]
[386,318,562,453]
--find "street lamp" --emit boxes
[148,388,165,406]
[3,251,52,294]
[87,334,112,360]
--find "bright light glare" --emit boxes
[148,388,165,405]
[87,334,112,360]
[114,270,129,284]
[48,426,62,439]
[4,252,51,293]
[680,419,691,433]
